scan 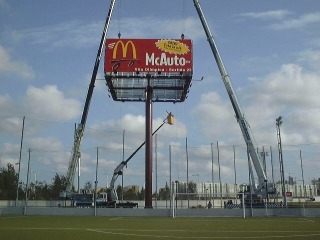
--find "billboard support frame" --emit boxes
[105,39,193,208]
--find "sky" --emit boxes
[1,0,320,193]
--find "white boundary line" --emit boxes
[86,228,320,239]
[1,226,319,239]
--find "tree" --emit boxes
[159,182,170,200]
[116,185,122,200]
[29,181,50,200]
[187,181,197,200]
[188,181,197,193]
[50,173,68,200]
[83,181,93,193]
[138,187,145,200]
[0,163,18,200]
[123,188,138,200]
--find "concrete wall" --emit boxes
[1,199,320,218]
[2,206,320,218]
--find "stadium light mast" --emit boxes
[276,116,287,207]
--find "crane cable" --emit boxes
[117,0,122,38]
[181,0,186,39]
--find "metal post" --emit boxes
[270,146,275,188]
[211,142,214,206]
[24,148,31,215]
[186,137,189,208]
[210,143,214,199]
[233,145,237,204]
[300,150,306,199]
[16,116,25,206]
[121,129,125,202]
[155,134,158,208]
[265,179,268,216]
[276,116,287,207]
[94,147,99,216]
[217,141,222,208]
[172,181,175,218]
[242,192,246,218]
[246,143,253,217]
[78,156,81,193]
[145,75,153,208]
[169,145,172,210]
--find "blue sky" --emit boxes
[1,0,320,191]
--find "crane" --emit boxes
[61,0,117,198]
[193,0,276,202]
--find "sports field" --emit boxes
[0,215,319,239]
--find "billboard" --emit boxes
[104,39,192,74]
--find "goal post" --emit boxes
[171,191,246,218]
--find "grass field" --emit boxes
[0,215,319,239]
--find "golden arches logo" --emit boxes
[112,40,137,59]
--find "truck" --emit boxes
[193,0,276,206]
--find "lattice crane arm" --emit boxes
[63,0,117,196]
[193,0,275,195]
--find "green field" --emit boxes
[0,215,319,239]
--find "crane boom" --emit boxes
[65,0,117,195]
[107,113,174,203]
[193,0,274,194]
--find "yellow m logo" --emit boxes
[112,40,137,59]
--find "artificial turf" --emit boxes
[0,215,319,239]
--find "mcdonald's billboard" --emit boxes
[104,39,192,74]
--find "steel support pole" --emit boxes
[16,116,25,206]
[145,75,153,208]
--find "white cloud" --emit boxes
[269,12,320,30]
[0,45,35,79]
[240,10,291,20]
[238,62,320,146]
[248,64,320,109]
[29,137,64,152]
[0,94,11,109]
[119,16,203,40]
[192,91,240,142]
[240,10,320,30]
[88,113,187,150]
[192,58,320,148]
[11,21,101,49]
[23,85,82,121]
[0,115,23,135]
[298,49,320,70]
[10,17,202,50]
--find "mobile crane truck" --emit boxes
[60,0,117,200]
[193,0,277,207]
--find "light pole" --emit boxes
[24,148,31,215]
[192,174,199,204]
[205,188,208,207]
[16,116,25,206]
[260,147,269,176]
[276,116,287,207]
[175,180,179,209]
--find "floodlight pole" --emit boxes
[145,74,153,208]
[16,116,25,206]
[276,116,287,207]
